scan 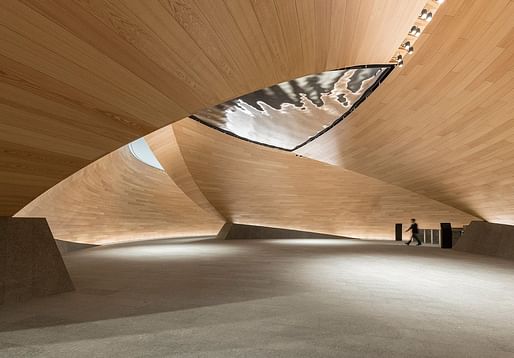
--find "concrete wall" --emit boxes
[0,217,74,305]
[454,221,514,260]
[217,223,352,240]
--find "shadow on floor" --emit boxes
[1,237,513,341]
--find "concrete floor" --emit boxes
[1,237,514,357]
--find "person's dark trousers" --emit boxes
[406,233,422,245]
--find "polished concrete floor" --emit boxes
[1,237,514,357]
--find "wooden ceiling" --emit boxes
[0,0,425,216]
[16,146,224,245]
[12,0,511,243]
[296,0,514,224]
[18,118,476,243]
[170,118,476,240]
[146,125,225,222]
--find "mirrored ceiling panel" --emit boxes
[191,65,393,151]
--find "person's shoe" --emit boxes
[404,243,410,245]
[417,243,422,246]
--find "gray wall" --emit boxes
[0,217,74,305]
[455,221,514,260]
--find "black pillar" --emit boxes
[440,223,453,249]
[395,223,403,241]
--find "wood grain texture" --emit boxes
[0,0,425,215]
[171,119,476,240]
[16,146,224,245]
[297,0,514,224]
[145,125,226,221]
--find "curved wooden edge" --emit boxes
[16,146,224,245]
[295,0,514,224]
[0,0,426,215]
[146,124,227,222]
[172,118,478,240]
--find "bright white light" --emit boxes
[427,13,433,22]
[266,238,359,246]
[95,239,241,259]
[128,138,164,170]
[437,0,445,4]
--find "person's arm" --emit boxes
[405,225,412,232]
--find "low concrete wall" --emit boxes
[216,223,352,240]
[454,221,514,260]
[0,217,74,305]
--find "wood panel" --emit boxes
[296,0,514,225]
[171,119,476,240]
[0,0,425,215]
[16,146,224,245]
[145,125,225,221]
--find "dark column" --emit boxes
[0,217,74,305]
[395,223,403,241]
[440,223,453,249]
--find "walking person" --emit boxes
[405,218,422,246]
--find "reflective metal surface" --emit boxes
[192,65,393,150]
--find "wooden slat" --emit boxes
[146,125,226,221]
[16,146,224,245]
[296,0,514,224]
[0,0,425,215]
[169,119,476,240]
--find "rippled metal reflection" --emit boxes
[192,65,393,151]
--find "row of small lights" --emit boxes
[394,0,445,67]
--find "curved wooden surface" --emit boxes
[0,0,425,215]
[171,119,476,240]
[296,0,514,224]
[12,0,513,244]
[16,146,224,245]
[145,125,225,221]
